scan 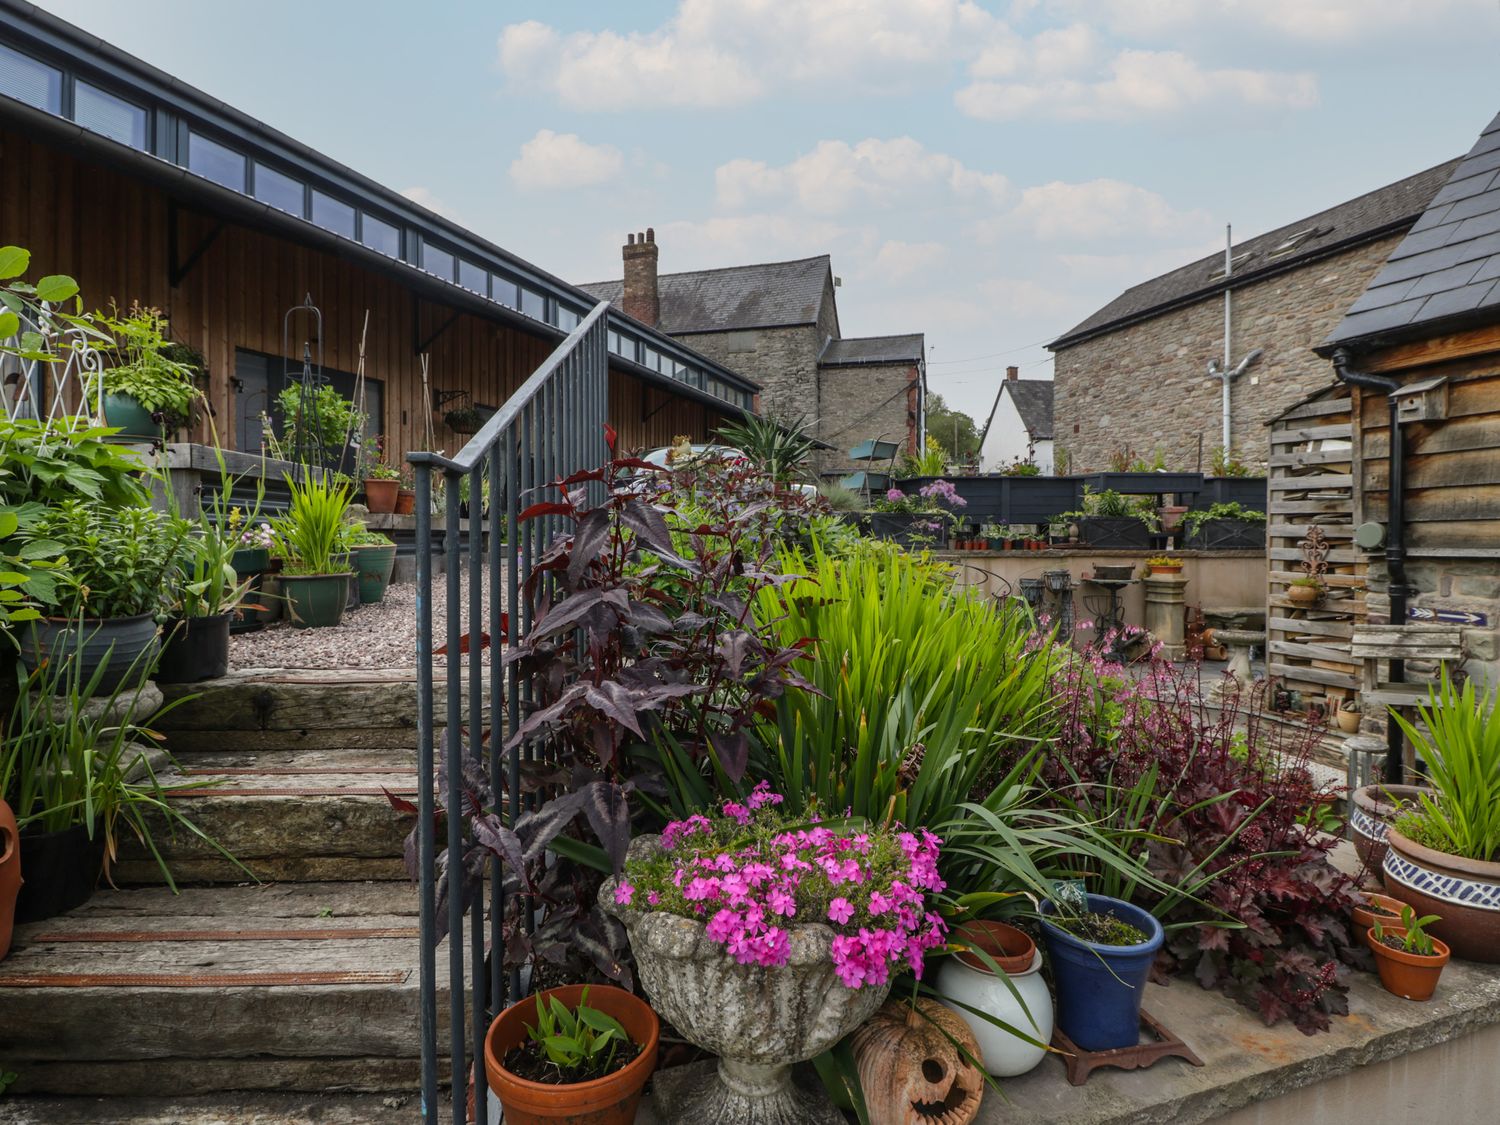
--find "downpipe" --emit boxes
[1331,348,1411,783]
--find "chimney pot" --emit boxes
[1006,366,1019,381]
[646,227,655,243]
[627,233,635,245]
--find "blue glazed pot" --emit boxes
[1039,893,1163,1052]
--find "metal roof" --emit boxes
[819,334,924,366]
[1323,110,1500,351]
[0,0,758,410]
[1051,160,1462,351]
[579,255,833,334]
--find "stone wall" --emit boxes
[816,361,919,475]
[1362,556,1500,685]
[676,324,821,431]
[1053,234,1405,473]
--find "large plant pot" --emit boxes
[1350,784,1426,875]
[15,825,104,924]
[101,391,160,442]
[602,837,891,1125]
[1367,926,1450,1001]
[351,543,398,605]
[484,983,659,1125]
[936,921,1052,1077]
[363,478,399,515]
[0,798,18,960]
[20,615,159,694]
[279,573,349,629]
[155,614,231,684]
[1383,828,1500,963]
[1039,894,1163,1052]
[868,512,950,549]
[1183,518,1265,550]
[1075,517,1151,549]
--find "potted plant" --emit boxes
[483,984,659,1125]
[360,435,402,514]
[271,472,354,629]
[18,501,190,692]
[445,406,484,435]
[602,786,948,1122]
[0,793,17,960]
[1368,906,1450,1001]
[96,304,202,442]
[1181,502,1266,549]
[229,515,280,631]
[1383,671,1500,963]
[1350,782,1426,875]
[869,482,964,549]
[273,384,366,475]
[1335,698,1362,734]
[1351,891,1409,933]
[1287,576,1323,605]
[935,918,1052,1077]
[1038,888,1163,1051]
[395,465,417,516]
[1066,488,1159,549]
[343,522,398,605]
[1144,555,1183,577]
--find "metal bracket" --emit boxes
[414,304,460,356]
[167,200,224,288]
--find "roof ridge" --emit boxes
[578,254,831,291]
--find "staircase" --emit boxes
[0,669,463,1116]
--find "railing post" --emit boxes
[414,461,438,1123]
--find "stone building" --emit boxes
[978,366,1055,473]
[1049,161,1461,473]
[581,234,925,474]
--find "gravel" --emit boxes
[229,567,502,671]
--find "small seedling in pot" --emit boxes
[503,986,640,1085]
[1374,905,1441,955]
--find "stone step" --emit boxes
[155,667,491,753]
[0,882,463,1098]
[5,1091,427,1123]
[119,749,420,884]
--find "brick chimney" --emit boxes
[622,228,659,328]
[1006,365,1019,381]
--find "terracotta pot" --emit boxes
[951,919,1035,975]
[363,478,399,514]
[1148,564,1183,576]
[1351,891,1410,933]
[0,798,19,961]
[1366,925,1450,1001]
[1351,784,1426,876]
[1287,583,1320,605]
[394,489,417,516]
[484,983,658,1125]
[1001,541,1013,552]
[1383,827,1500,963]
[1335,708,1362,733]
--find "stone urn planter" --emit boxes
[602,836,891,1125]
[1383,828,1500,964]
[1350,784,1425,876]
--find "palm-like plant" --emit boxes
[716,414,817,483]
[1393,669,1500,862]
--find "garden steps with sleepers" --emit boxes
[0,881,465,1098]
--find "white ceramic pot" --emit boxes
[936,947,1053,1077]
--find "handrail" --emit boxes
[407,299,611,475]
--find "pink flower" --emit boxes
[768,885,797,917]
[886,488,905,502]
[646,891,661,906]
[827,897,854,925]
[614,882,635,906]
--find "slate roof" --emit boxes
[819,334,924,365]
[1051,160,1462,350]
[578,255,832,334]
[980,379,1055,444]
[1323,111,1500,350]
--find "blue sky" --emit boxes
[37,1,1500,422]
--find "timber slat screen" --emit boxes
[408,301,610,1125]
[1265,391,1367,713]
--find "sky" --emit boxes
[34,1,1500,423]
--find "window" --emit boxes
[557,307,580,332]
[1207,251,1255,280]
[254,164,304,216]
[492,276,519,308]
[607,330,623,355]
[422,241,455,280]
[520,288,545,320]
[311,191,356,239]
[74,81,146,148]
[189,132,246,191]
[0,44,61,113]
[1269,227,1325,257]
[458,259,487,294]
[360,213,400,257]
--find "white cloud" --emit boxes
[868,240,948,281]
[509,130,624,191]
[1000,178,1214,241]
[1047,0,1496,44]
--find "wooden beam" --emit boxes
[1364,323,1500,374]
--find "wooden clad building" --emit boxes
[0,1,759,463]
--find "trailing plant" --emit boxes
[273,472,353,575]
[24,500,193,619]
[1391,669,1500,863]
[444,406,485,433]
[342,522,394,548]
[716,414,817,484]
[95,303,202,428]
[1182,502,1266,538]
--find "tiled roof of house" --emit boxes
[1324,111,1500,350]
[1051,160,1462,350]
[579,255,832,334]
[819,334,924,365]
[979,379,1055,445]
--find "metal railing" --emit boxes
[407,300,610,1123]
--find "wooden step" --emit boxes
[0,882,463,1097]
[118,750,420,884]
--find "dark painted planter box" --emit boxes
[867,512,950,549]
[1192,477,1268,511]
[1076,516,1152,549]
[895,475,1083,526]
[1084,471,1203,497]
[1184,518,1265,550]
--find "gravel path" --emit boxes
[229,568,502,671]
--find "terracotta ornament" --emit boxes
[851,998,983,1125]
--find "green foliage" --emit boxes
[817,483,863,512]
[716,414,817,483]
[1373,905,1442,956]
[1182,502,1266,537]
[901,435,947,476]
[1000,458,1041,476]
[25,500,193,619]
[275,384,365,462]
[1391,669,1500,863]
[0,503,62,634]
[0,417,150,509]
[525,987,633,1078]
[925,392,980,463]
[1211,446,1254,477]
[274,472,353,576]
[169,458,258,620]
[95,304,202,427]
[1063,487,1161,530]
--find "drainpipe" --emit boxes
[1332,347,1411,784]
[1223,224,1233,453]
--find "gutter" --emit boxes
[1331,347,1412,785]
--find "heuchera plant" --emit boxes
[618,784,948,988]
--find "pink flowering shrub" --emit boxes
[617,782,948,989]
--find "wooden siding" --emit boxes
[0,127,733,462]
